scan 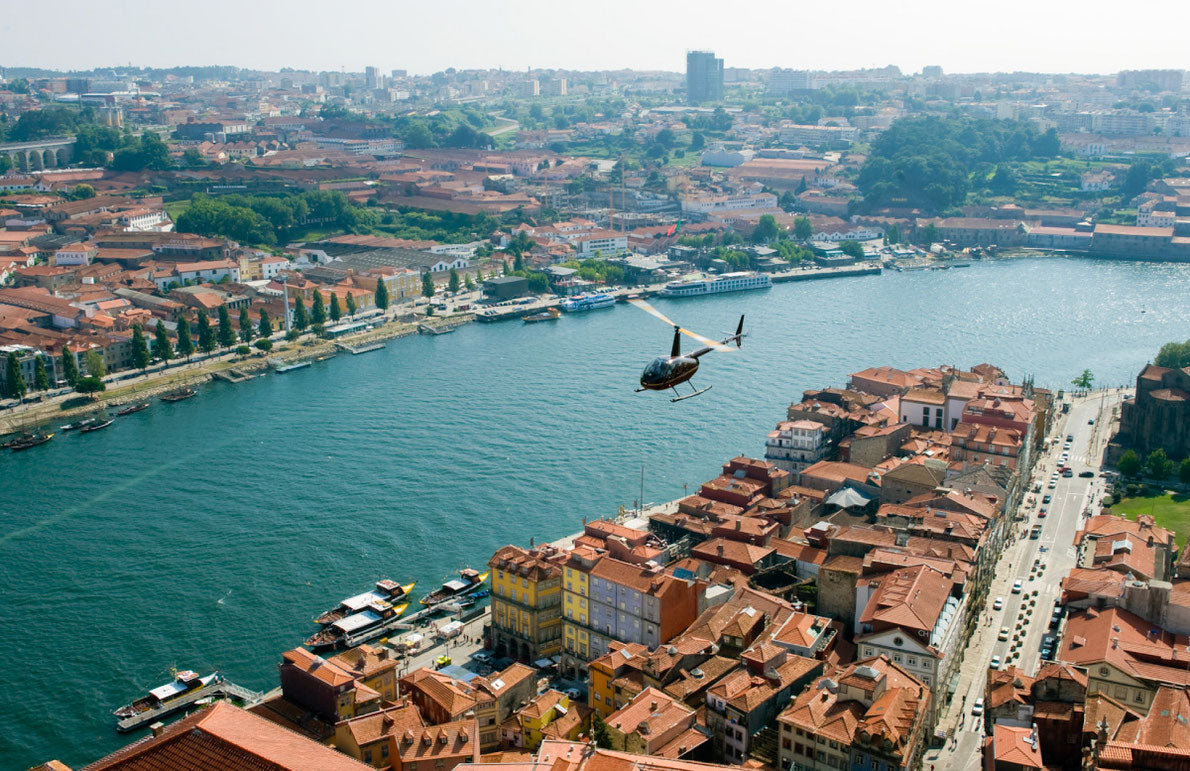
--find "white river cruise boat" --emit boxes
[660,271,772,297]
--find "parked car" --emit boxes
[998,626,1010,641]
[993,597,1004,611]
[1012,580,1023,594]
[1042,494,1052,504]
[1067,434,1074,442]
[990,655,1002,670]
[972,698,985,716]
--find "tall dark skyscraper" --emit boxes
[686,50,724,104]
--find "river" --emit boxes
[1,256,1187,768]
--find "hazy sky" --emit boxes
[3,0,1188,76]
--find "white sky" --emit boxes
[3,0,1188,76]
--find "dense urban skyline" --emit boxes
[4,0,1190,76]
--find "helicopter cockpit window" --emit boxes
[644,357,670,379]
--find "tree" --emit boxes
[311,290,327,324]
[4,352,25,400]
[84,349,106,379]
[918,223,940,244]
[329,293,342,322]
[130,324,151,371]
[1117,449,1142,478]
[1123,161,1154,199]
[592,713,614,749]
[839,240,865,259]
[154,320,174,361]
[292,296,308,330]
[422,272,435,298]
[374,278,390,310]
[74,375,106,397]
[33,355,50,391]
[1146,448,1175,479]
[217,305,236,347]
[69,184,96,200]
[448,268,461,293]
[254,338,273,351]
[1071,369,1094,390]
[752,214,780,244]
[345,292,357,317]
[195,309,216,353]
[885,225,901,244]
[794,216,813,241]
[1179,457,1190,485]
[238,308,252,343]
[464,273,475,290]
[690,132,706,151]
[176,316,194,359]
[61,349,79,386]
[1154,340,1190,369]
[258,309,273,337]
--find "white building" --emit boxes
[574,231,628,257]
[153,259,241,289]
[765,419,827,473]
[778,123,859,146]
[680,192,778,214]
[260,255,288,280]
[54,243,97,266]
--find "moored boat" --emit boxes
[660,271,772,297]
[61,418,96,431]
[79,418,114,433]
[10,432,53,451]
[420,568,489,607]
[113,670,221,720]
[161,387,197,402]
[305,601,410,651]
[559,293,616,312]
[523,307,561,323]
[116,402,150,416]
[313,579,416,626]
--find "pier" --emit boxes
[335,342,386,355]
[115,680,264,733]
[268,358,312,373]
[212,368,257,383]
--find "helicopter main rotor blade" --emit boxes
[628,298,676,326]
[629,299,733,353]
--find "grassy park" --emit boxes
[1114,491,1190,547]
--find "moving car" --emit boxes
[998,626,1010,641]
[1062,469,1074,478]
[990,655,1001,670]
[1012,580,1023,594]
[1079,470,1094,477]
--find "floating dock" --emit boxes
[212,369,256,383]
[115,680,264,733]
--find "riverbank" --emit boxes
[0,312,474,436]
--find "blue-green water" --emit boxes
[2,257,1188,768]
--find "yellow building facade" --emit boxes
[488,545,564,662]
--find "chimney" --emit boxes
[717,544,724,556]
[735,519,742,530]
[651,700,658,711]
[530,537,535,547]
[150,721,165,737]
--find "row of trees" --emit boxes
[1117,448,1190,483]
[1154,339,1190,369]
[175,190,378,246]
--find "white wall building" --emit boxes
[765,419,827,473]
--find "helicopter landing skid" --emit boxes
[671,384,711,402]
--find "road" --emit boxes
[925,390,1124,769]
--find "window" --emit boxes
[907,656,917,666]
[365,750,373,763]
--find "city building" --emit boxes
[686,51,724,104]
[777,656,929,771]
[488,544,565,662]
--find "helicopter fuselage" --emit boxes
[639,355,699,391]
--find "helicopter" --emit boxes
[629,298,745,402]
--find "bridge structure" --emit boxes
[0,137,76,172]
